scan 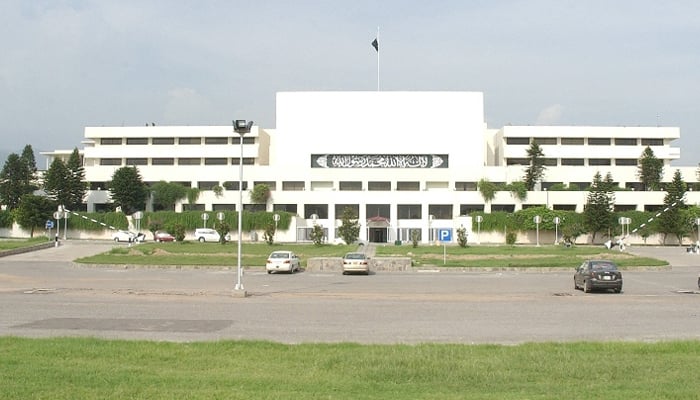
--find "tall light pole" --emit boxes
[233,119,253,294]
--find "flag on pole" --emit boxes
[371,38,378,52]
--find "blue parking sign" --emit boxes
[437,228,452,242]
[45,220,54,229]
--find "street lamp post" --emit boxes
[233,119,253,295]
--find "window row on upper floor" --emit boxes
[504,137,665,146]
[97,157,255,166]
[99,137,256,145]
[505,158,639,166]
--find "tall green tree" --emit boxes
[523,140,546,191]
[0,154,28,210]
[15,194,56,237]
[583,171,616,243]
[65,148,87,210]
[657,169,687,245]
[637,146,663,191]
[43,158,71,206]
[150,181,188,211]
[20,145,38,192]
[337,206,360,245]
[109,166,148,214]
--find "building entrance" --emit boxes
[369,228,387,243]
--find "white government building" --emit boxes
[42,91,698,244]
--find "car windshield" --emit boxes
[270,252,291,259]
[591,262,617,271]
[344,253,366,260]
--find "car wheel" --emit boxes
[198,237,205,242]
[114,237,120,242]
[614,287,622,293]
[574,279,579,290]
[583,280,591,293]
[267,271,272,274]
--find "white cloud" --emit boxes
[536,104,564,125]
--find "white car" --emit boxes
[342,252,371,275]
[111,230,136,242]
[266,250,301,274]
[194,228,230,242]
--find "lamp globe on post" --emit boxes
[233,119,253,296]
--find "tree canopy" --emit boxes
[637,146,663,191]
[523,140,546,191]
[109,166,148,214]
[584,171,616,243]
[657,169,687,244]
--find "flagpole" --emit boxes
[376,26,380,91]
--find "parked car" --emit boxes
[111,230,136,242]
[154,231,175,242]
[574,259,623,293]
[194,228,230,242]
[266,250,301,274]
[342,252,370,275]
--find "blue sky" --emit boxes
[1,0,699,166]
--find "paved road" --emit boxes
[1,241,699,344]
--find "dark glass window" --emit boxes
[126,138,148,145]
[100,138,122,145]
[153,137,175,145]
[205,137,228,145]
[99,158,121,165]
[506,137,529,145]
[152,158,174,165]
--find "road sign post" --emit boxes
[533,215,541,246]
[437,228,452,265]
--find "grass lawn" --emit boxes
[0,237,50,252]
[75,242,667,269]
[1,337,698,399]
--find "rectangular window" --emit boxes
[615,138,637,146]
[223,181,248,190]
[366,204,390,219]
[274,204,298,213]
[339,181,362,191]
[335,204,359,218]
[428,205,453,219]
[231,158,255,165]
[152,137,175,145]
[459,204,484,215]
[561,158,584,166]
[178,137,201,145]
[100,138,122,145]
[561,138,584,145]
[198,181,219,190]
[125,158,147,166]
[396,181,420,191]
[368,181,391,191]
[641,138,664,146]
[232,137,256,145]
[254,181,277,191]
[205,137,229,145]
[178,158,201,165]
[304,204,328,219]
[505,137,529,145]
[398,204,422,219]
[615,158,638,166]
[533,137,557,145]
[204,158,227,165]
[126,138,148,145]
[506,158,529,166]
[99,158,121,166]
[589,158,611,166]
[152,158,174,165]
[282,181,305,191]
[455,182,477,191]
[588,138,611,145]
[543,158,558,166]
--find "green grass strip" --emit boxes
[1,337,699,399]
